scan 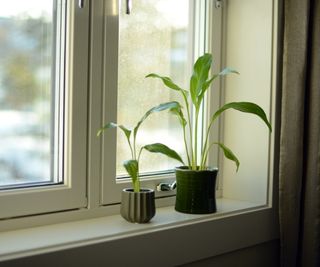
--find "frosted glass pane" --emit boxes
[117,0,191,175]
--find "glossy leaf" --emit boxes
[143,143,184,164]
[97,122,131,139]
[218,67,239,76]
[197,68,240,109]
[119,125,132,140]
[211,102,272,132]
[169,105,187,127]
[123,159,139,187]
[215,142,240,171]
[133,101,182,138]
[190,53,212,108]
[195,76,216,110]
[146,73,188,96]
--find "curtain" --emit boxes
[279,0,320,266]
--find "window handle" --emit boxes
[215,0,222,8]
[126,0,132,14]
[79,0,85,8]
[157,181,176,192]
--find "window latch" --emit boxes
[215,0,222,8]
[126,0,132,14]
[157,181,176,192]
[79,0,85,9]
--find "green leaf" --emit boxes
[190,53,212,108]
[211,102,272,132]
[97,122,131,139]
[143,143,184,165]
[146,73,188,96]
[218,67,239,76]
[197,68,239,110]
[169,105,187,127]
[215,142,240,171]
[119,125,131,139]
[196,76,216,109]
[97,122,116,136]
[123,159,139,184]
[133,101,182,138]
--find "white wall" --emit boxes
[222,0,275,204]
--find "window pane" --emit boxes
[0,0,63,187]
[117,0,191,176]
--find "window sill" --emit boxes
[0,198,279,265]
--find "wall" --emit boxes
[183,240,279,267]
[1,239,279,267]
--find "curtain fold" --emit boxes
[279,0,320,266]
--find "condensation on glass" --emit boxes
[117,0,192,176]
[0,0,65,188]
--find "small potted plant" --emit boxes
[145,53,272,214]
[97,102,184,223]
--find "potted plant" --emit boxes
[144,53,272,214]
[97,102,184,223]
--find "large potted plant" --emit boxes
[145,53,272,214]
[97,102,184,222]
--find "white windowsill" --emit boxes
[0,198,278,265]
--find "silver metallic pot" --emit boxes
[120,188,155,223]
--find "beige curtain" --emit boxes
[279,0,320,266]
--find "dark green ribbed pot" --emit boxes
[175,166,218,214]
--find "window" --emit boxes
[99,0,219,205]
[99,0,277,206]
[0,0,278,224]
[0,0,88,219]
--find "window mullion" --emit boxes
[192,0,211,167]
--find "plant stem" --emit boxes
[137,147,143,163]
[133,175,140,192]
[187,106,195,169]
[194,108,200,170]
[127,138,134,159]
[200,117,215,168]
[133,135,137,160]
[133,135,140,192]
[200,129,210,168]
[202,141,215,169]
[183,124,191,166]
[181,91,193,169]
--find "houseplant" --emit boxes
[97,102,184,223]
[145,53,272,214]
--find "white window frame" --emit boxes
[0,1,88,219]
